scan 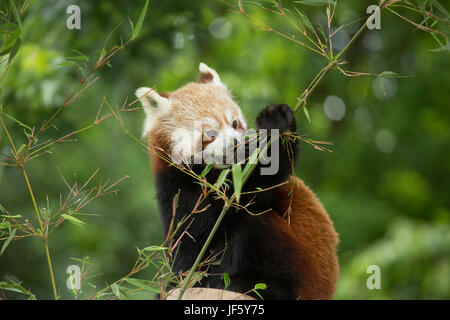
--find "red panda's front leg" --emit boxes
[242,104,299,197]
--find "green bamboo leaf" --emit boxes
[416,0,426,15]
[97,47,107,64]
[97,23,121,64]
[65,55,88,62]
[0,281,35,299]
[131,0,149,39]
[295,0,335,6]
[254,283,267,290]
[379,71,399,77]
[111,283,121,299]
[0,228,15,255]
[9,0,22,30]
[8,37,21,64]
[71,212,100,216]
[0,111,32,131]
[294,7,314,33]
[241,1,265,8]
[17,144,26,154]
[55,61,78,67]
[61,214,85,227]
[71,49,89,60]
[317,23,328,46]
[141,245,168,252]
[124,278,160,293]
[70,257,93,265]
[0,28,20,56]
[200,163,213,177]
[252,289,264,300]
[214,168,230,189]
[0,214,21,218]
[232,163,243,203]
[128,17,135,36]
[379,71,411,78]
[430,38,450,53]
[223,273,230,289]
[429,0,449,16]
[0,281,24,294]
[0,223,11,230]
[252,283,267,300]
[242,147,259,178]
[303,106,311,123]
[0,23,17,33]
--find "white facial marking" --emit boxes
[170,122,203,165]
[237,111,247,130]
[225,110,233,124]
[136,87,171,137]
[204,117,219,129]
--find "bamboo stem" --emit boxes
[293,0,389,113]
[177,202,231,300]
[0,117,58,300]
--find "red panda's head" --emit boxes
[136,63,248,169]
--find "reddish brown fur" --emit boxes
[275,176,339,299]
[198,72,213,83]
[147,132,170,176]
[159,92,170,99]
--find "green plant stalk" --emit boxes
[293,0,388,112]
[22,169,58,300]
[293,64,330,112]
[0,117,58,300]
[176,201,232,300]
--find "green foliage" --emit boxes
[0,280,36,300]
[130,0,149,40]
[232,163,243,203]
[252,283,267,300]
[336,219,450,299]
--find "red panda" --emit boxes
[136,63,339,299]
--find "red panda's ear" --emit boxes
[135,87,170,113]
[135,87,171,137]
[198,62,227,88]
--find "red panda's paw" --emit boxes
[256,104,296,133]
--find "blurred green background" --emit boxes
[0,0,449,299]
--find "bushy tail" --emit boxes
[275,176,339,299]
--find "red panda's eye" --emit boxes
[232,120,238,129]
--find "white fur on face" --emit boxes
[203,125,245,167]
[170,123,203,165]
[137,63,249,167]
[135,87,171,137]
[169,120,245,167]
[204,117,219,129]
[225,109,233,124]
